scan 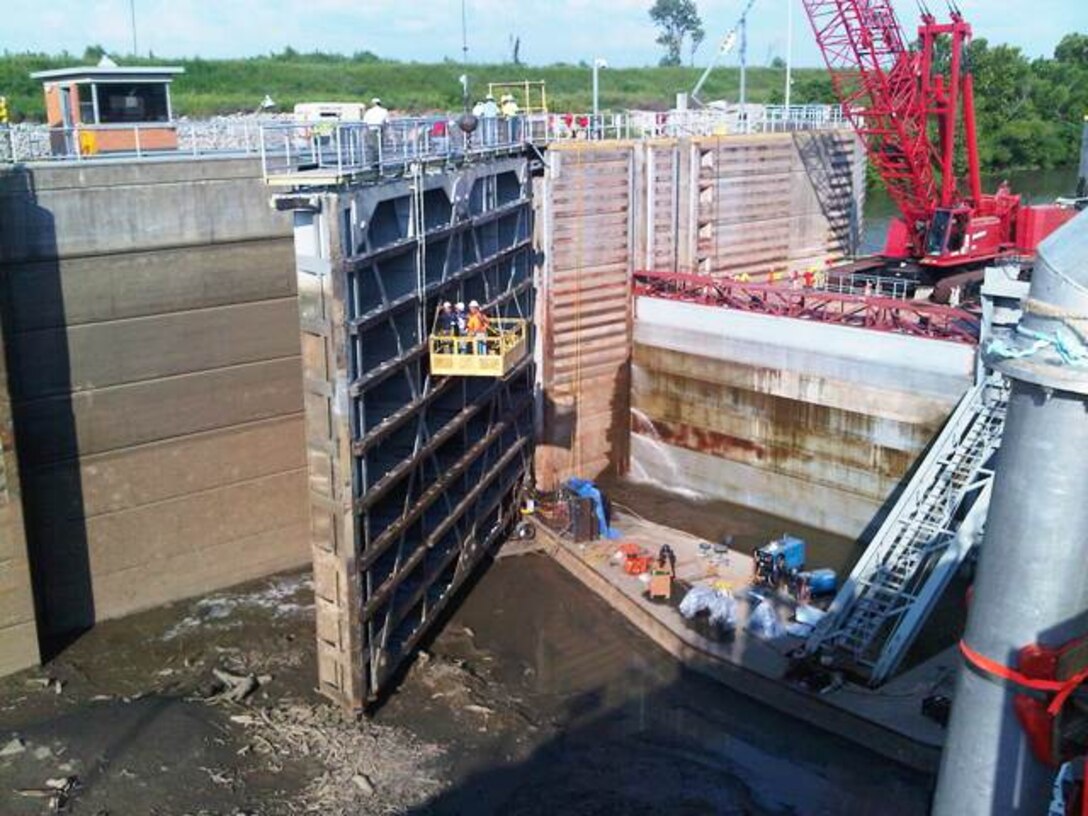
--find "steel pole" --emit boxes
[1078,116,1088,197]
[593,62,600,121]
[933,209,1088,815]
[784,0,793,110]
[739,17,748,111]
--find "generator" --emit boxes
[754,534,806,586]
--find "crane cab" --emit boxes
[922,206,1003,267]
[429,315,528,377]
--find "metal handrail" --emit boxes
[0,104,846,170]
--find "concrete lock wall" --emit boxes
[0,157,308,650]
[632,298,975,537]
[0,303,39,675]
[535,132,866,490]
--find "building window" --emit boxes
[94,83,169,124]
[78,90,95,124]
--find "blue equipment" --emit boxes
[799,567,838,596]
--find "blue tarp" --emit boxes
[565,478,621,540]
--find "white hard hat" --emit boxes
[469,299,480,308]
[442,301,452,308]
[371,97,382,105]
[455,302,465,310]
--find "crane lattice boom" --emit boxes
[801,0,937,233]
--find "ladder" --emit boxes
[805,376,1009,685]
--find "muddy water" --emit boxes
[418,554,933,815]
[0,558,934,815]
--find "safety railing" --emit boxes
[429,318,529,378]
[819,272,912,300]
[259,116,531,181]
[0,117,286,164]
[0,104,847,170]
[625,104,846,138]
[634,270,980,344]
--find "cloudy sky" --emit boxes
[3,0,1085,67]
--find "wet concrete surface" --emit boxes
[0,552,934,815]
[421,553,934,815]
[599,476,862,577]
[600,476,968,675]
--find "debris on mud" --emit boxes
[226,699,444,815]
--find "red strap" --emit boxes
[959,639,1088,715]
[1082,756,1088,816]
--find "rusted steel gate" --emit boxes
[635,270,980,344]
[276,157,534,708]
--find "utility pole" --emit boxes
[784,0,793,110]
[130,0,138,56]
[461,0,469,67]
[593,58,607,134]
[739,15,748,110]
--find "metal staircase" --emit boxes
[805,376,1009,685]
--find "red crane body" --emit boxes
[801,0,1073,269]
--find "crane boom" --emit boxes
[801,0,1074,267]
[801,0,936,235]
[691,0,759,104]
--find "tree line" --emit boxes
[1,29,1086,175]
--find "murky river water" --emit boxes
[420,553,934,815]
[861,166,1079,254]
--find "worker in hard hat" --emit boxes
[480,94,499,145]
[454,301,468,353]
[465,300,490,355]
[363,97,389,128]
[500,93,520,142]
[436,301,457,352]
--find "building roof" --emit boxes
[30,66,185,83]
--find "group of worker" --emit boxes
[435,300,493,355]
[471,93,521,143]
[471,93,520,119]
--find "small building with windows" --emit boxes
[30,60,184,156]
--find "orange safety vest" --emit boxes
[466,312,489,334]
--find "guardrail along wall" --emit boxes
[285,158,534,709]
[0,158,307,645]
[534,131,865,490]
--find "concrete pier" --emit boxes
[0,158,306,641]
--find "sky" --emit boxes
[2,0,1086,68]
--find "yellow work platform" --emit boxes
[429,318,528,377]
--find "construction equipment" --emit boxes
[800,1,1074,269]
[429,315,528,377]
[690,0,759,107]
[753,534,805,588]
[804,376,1008,684]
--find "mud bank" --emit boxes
[0,555,933,815]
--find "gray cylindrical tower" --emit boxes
[1079,115,1088,197]
[933,209,1088,814]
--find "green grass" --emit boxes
[3,41,1085,174]
[0,52,831,120]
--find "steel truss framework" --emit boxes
[634,270,980,344]
[801,0,938,232]
[290,157,535,708]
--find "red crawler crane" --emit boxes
[801,0,1073,270]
